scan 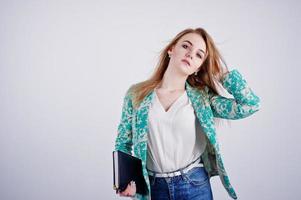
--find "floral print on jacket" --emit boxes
[114,69,261,200]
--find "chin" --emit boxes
[180,69,191,76]
[180,65,191,73]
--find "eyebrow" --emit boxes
[182,40,206,55]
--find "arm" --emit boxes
[114,86,134,155]
[208,69,261,120]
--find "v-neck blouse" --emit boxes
[146,89,208,173]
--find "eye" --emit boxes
[182,44,203,59]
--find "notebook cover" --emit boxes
[113,150,148,195]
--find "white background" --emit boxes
[1,0,300,199]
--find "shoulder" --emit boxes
[126,79,148,94]
[123,81,144,103]
[125,82,140,96]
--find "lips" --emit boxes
[181,59,190,66]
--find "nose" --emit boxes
[186,53,193,59]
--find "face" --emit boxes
[168,33,207,76]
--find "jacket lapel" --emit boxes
[185,82,217,145]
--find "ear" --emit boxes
[167,45,175,56]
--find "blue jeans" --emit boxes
[148,166,213,200]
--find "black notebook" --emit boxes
[112,150,148,195]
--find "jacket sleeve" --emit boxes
[114,86,134,155]
[208,69,261,120]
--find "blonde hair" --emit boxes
[130,27,229,110]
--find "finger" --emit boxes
[120,192,129,197]
[119,189,128,196]
[122,187,130,194]
[119,182,133,196]
[131,181,136,188]
[128,183,136,195]
[129,183,135,191]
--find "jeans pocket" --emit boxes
[183,167,209,187]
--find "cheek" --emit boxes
[177,48,187,56]
[192,61,202,70]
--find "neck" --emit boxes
[158,63,188,91]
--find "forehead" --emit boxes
[178,33,206,51]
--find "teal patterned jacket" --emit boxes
[114,69,261,199]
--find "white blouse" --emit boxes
[146,89,207,173]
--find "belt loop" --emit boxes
[179,169,186,181]
[151,172,157,186]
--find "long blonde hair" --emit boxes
[130,27,229,110]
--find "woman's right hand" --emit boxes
[117,181,136,197]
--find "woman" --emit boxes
[114,27,261,200]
